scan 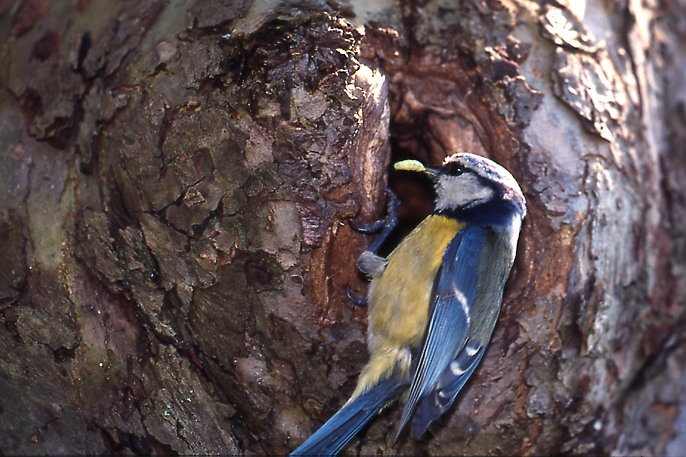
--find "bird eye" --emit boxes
[445,162,465,176]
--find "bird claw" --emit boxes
[349,218,386,234]
[345,285,368,306]
[350,190,400,255]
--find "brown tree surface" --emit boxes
[1,0,685,455]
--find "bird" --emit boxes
[291,152,526,456]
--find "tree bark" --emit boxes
[0,0,684,455]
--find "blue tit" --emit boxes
[291,152,526,456]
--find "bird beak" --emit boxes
[394,159,439,178]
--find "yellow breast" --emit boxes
[349,215,464,399]
[368,214,464,348]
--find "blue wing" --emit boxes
[291,376,408,456]
[395,225,491,440]
[411,340,485,438]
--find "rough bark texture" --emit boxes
[0,0,684,455]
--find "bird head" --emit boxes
[394,153,526,221]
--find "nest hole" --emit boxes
[380,76,495,254]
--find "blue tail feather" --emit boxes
[291,377,407,456]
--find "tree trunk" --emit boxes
[0,0,684,455]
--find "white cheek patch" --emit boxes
[435,174,495,211]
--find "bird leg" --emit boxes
[349,190,400,287]
[350,190,399,256]
[345,191,399,306]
